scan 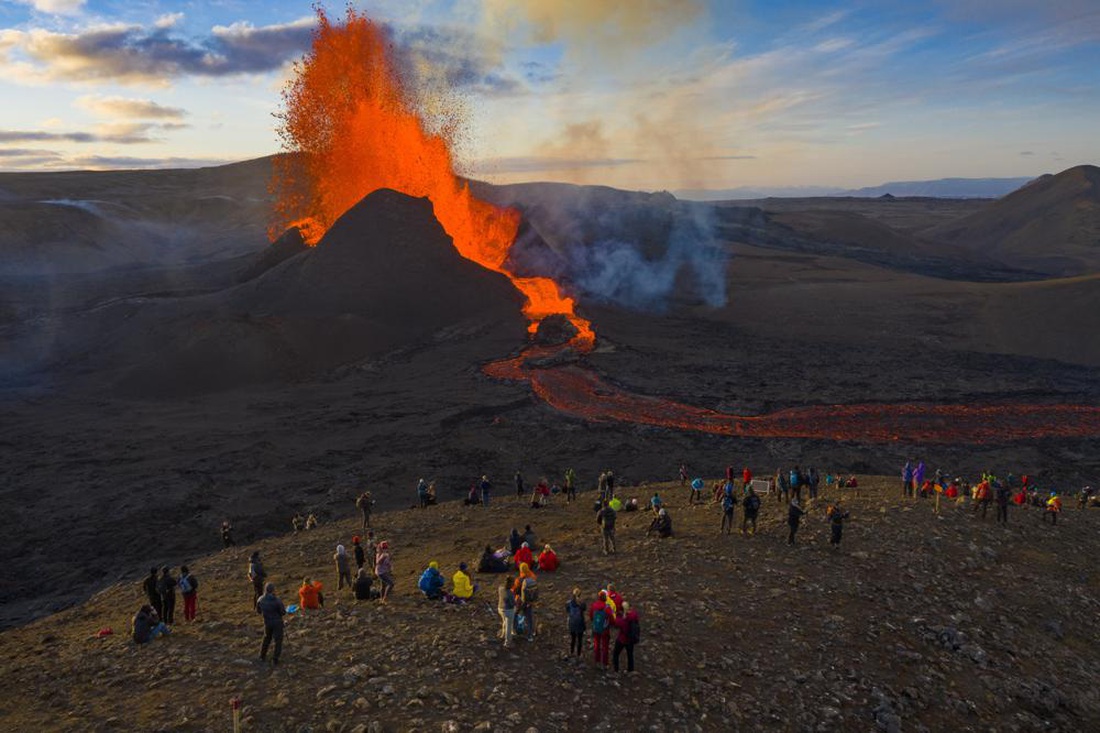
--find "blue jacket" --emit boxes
[418,567,444,597]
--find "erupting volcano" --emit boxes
[270,8,592,344]
[271,8,1100,447]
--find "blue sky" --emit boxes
[0,0,1097,189]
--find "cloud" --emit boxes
[392,23,522,98]
[60,155,231,169]
[0,17,314,86]
[1019,150,1035,156]
[11,0,85,15]
[0,147,59,158]
[482,0,706,58]
[0,121,183,144]
[74,95,186,119]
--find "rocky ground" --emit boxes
[1,476,1097,732]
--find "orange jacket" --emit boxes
[298,581,323,610]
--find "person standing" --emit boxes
[720,487,737,535]
[248,551,266,602]
[596,500,617,555]
[356,491,374,529]
[364,531,377,573]
[256,583,286,666]
[498,576,516,648]
[417,478,430,509]
[515,471,525,498]
[353,568,374,600]
[157,566,176,625]
[334,544,353,590]
[375,541,395,603]
[742,486,761,536]
[902,461,914,498]
[221,520,235,548]
[995,482,1011,525]
[827,502,850,548]
[479,475,492,507]
[142,567,162,619]
[566,588,586,658]
[787,499,805,545]
[565,468,577,502]
[611,601,640,673]
[590,590,611,668]
[605,470,615,498]
[352,536,365,570]
[679,463,688,486]
[179,565,199,622]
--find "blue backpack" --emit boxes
[592,607,609,634]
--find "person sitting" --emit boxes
[298,577,324,612]
[418,561,445,599]
[131,605,169,644]
[292,512,305,532]
[353,567,374,600]
[478,545,509,573]
[449,562,477,603]
[522,525,538,548]
[844,476,858,488]
[624,498,639,512]
[464,483,480,506]
[647,508,673,538]
[426,481,438,506]
[508,528,523,554]
[304,513,318,530]
[609,496,623,512]
[514,542,534,569]
[537,544,559,572]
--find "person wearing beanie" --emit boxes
[418,560,445,599]
[352,536,365,569]
[451,562,476,601]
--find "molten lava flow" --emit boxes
[485,357,1100,444]
[270,8,593,345]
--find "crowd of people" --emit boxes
[130,461,1092,677]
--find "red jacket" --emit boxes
[612,610,640,644]
[514,546,533,567]
[607,590,624,615]
[743,468,752,484]
[537,550,558,571]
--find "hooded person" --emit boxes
[514,542,534,569]
[451,562,476,601]
[298,577,324,612]
[611,601,641,673]
[418,561,445,599]
[334,544,353,590]
[537,544,559,572]
[508,528,523,554]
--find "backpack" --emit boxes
[567,601,584,626]
[745,494,761,513]
[514,613,528,635]
[522,578,539,604]
[179,575,194,594]
[722,494,735,511]
[627,617,641,645]
[790,470,801,487]
[592,607,609,635]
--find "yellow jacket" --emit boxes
[452,570,474,599]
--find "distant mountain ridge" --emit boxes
[676,176,1038,201]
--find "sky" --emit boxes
[0,0,1098,190]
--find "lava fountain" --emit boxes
[270,7,593,344]
[273,9,1100,446]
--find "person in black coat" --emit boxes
[156,566,176,624]
[787,500,805,545]
[478,545,509,573]
[142,567,162,618]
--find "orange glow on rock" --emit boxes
[270,8,593,345]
